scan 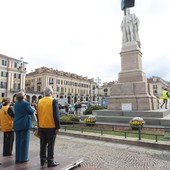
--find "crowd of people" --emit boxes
[0,86,60,167]
[59,102,82,115]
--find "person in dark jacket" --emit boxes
[14,91,35,163]
[37,86,60,167]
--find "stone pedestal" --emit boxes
[108,41,157,111]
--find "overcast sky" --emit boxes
[0,0,170,84]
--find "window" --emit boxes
[61,87,64,92]
[154,90,157,94]
[14,83,20,90]
[68,88,70,93]
[104,88,108,92]
[37,78,41,82]
[153,78,157,82]
[2,60,7,66]
[0,82,7,88]
[56,79,60,84]
[14,73,21,79]
[56,86,60,92]
[1,71,8,77]
[14,62,18,68]
[49,78,54,84]
[153,85,157,89]
[37,86,41,92]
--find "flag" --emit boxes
[121,0,135,10]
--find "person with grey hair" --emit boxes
[37,86,60,167]
[44,86,53,96]
[13,91,35,163]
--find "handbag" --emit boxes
[33,126,40,138]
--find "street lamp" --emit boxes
[6,59,10,97]
[17,57,24,91]
[95,77,101,104]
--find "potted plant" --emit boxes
[84,115,96,126]
[129,117,145,130]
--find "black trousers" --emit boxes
[161,99,168,108]
[40,131,56,164]
[3,131,14,156]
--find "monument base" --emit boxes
[108,82,157,111]
[108,41,157,111]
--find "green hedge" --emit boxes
[60,114,80,123]
[84,105,107,115]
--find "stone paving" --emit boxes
[1,131,170,170]
[55,135,170,170]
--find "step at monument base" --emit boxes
[90,109,170,126]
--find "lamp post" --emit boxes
[6,59,9,97]
[95,77,101,105]
[17,57,24,91]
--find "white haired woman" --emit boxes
[13,91,35,163]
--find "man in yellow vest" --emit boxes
[37,86,60,167]
[160,88,169,109]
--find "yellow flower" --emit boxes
[84,116,96,123]
[129,117,145,126]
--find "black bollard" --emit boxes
[138,126,141,140]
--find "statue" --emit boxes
[121,8,141,47]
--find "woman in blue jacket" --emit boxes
[14,91,35,163]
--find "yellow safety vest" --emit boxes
[37,96,56,128]
[0,106,13,132]
[162,90,169,99]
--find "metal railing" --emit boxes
[60,121,169,142]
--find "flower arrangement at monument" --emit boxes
[84,115,96,126]
[129,117,145,129]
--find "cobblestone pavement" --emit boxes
[53,135,170,170]
[1,131,170,170]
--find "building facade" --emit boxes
[2,53,168,104]
[25,67,97,104]
[98,81,116,105]
[99,81,116,97]
[147,76,170,97]
[0,54,27,102]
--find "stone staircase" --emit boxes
[90,109,170,126]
